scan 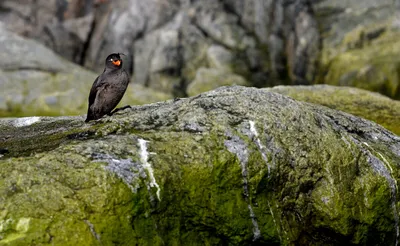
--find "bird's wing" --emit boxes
[85,76,108,122]
[88,75,104,107]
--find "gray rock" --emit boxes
[0,0,59,37]
[4,0,316,95]
[3,0,400,98]
[134,0,318,93]
[0,0,320,95]
[0,24,65,72]
[207,45,235,72]
[42,14,94,64]
[134,18,183,92]
[187,68,249,96]
[194,0,255,51]
[84,0,181,74]
[0,0,94,65]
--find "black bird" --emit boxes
[85,53,129,122]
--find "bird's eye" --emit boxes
[110,58,114,61]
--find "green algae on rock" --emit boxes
[1,86,400,245]
[266,85,400,135]
[316,18,400,99]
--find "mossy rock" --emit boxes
[266,85,400,135]
[319,21,400,99]
[0,86,399,245]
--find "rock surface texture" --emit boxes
[267,85,400,135]
[1,86,399,245]
[2,0,400,98]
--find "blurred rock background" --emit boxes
[1,0,400,117]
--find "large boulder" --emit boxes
[0,86,399,245]
[185,82,400,136]
[0,25,171,117]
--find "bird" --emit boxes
[85,53,130,122]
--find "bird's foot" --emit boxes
[110,105,131,115]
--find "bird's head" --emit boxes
[105,53,124,69]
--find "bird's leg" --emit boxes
[109,105,131,115]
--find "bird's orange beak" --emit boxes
[112,59,121,66]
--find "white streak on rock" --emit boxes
[248,204,261,240]
[13,117,40,127]
[224,133,261,241]
[249,121,270,175]
[249,121,259,137]
[138,139,161,201]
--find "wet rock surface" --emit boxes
[1,86,399,245]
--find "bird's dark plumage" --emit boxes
[85,53,129,122]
